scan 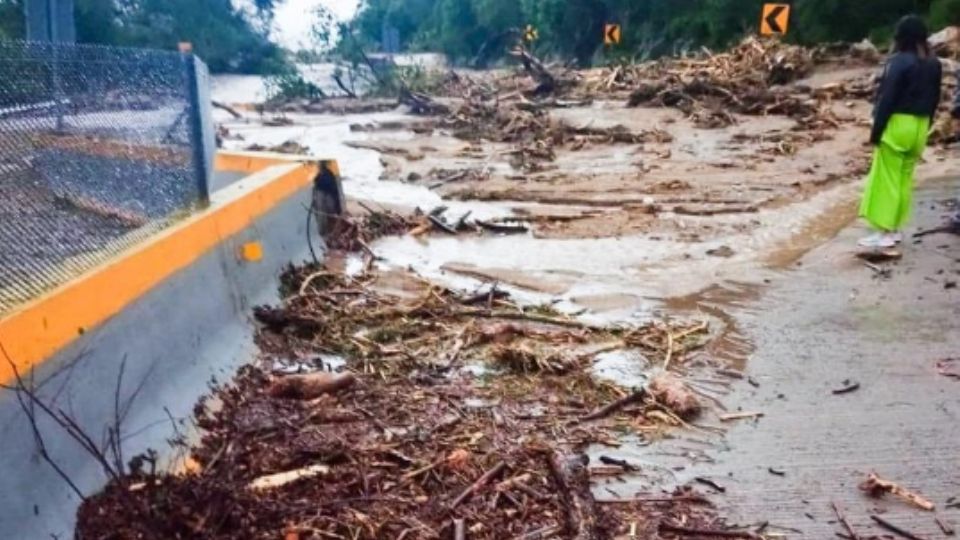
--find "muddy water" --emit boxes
[218,106,870,310]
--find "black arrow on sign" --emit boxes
[606,24,618,43]
[765,5,786,33]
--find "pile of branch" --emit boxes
[72,264,731,539]
[444,95,671,170]
[621,37,848,129]
[326,206,416,252]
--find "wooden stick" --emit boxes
[454,519,466,540]
[450,461,507,508]
[935,516,955,536]
[870,515,928,540]
[212,100,243,119]
[454,308,592,330]
[580,389,647,422]
[512,526,561,540]
[663,330,675,370]
[831,501,860,540]
[596,494,711,505]
[495,473,533,491]
[718,411,764,422]
[659,521,761,539]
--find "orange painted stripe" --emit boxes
[0,156,326,383]
[215,152,301,174]
[215,151,340,177]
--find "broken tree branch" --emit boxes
[870,515,928,540]
[212,100,242,119]
[659,521,762,539]
[831,501,860,540]
[450,461,507,509]
[580,389,647,422]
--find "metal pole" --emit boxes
[181,44,211,205]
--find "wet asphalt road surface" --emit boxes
[645,178,960,538]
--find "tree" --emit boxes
[338,0,951,67]
[77,0,287,74]
[930,0,960,28]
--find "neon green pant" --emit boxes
[859,113,930,231]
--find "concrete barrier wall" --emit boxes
[0,152,341,539]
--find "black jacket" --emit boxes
[953,68,960,119]
[871,51,943,144]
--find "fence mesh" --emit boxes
[0,40,210,315]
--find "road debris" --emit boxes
[648,373,702,419]
[248,464,331,491]
[864,261,893,279]
[937,358,960,379]
[831,501,861,540]
[870,514,929,540]
[623,37,842,129]
[694,477,727,493]
[658,520,762,539]
[855,249,903,263]
[267,371,356,399]
[860,472,935,511]
[598,456,639,472]
[936,516,956,536]
[831,379,860,395]
[718,411,764,422]
[327,206,416,252]
[74,263,736,539]
[245,140,310,154]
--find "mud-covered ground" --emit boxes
[215,42,956,302]
[71,39,960,539]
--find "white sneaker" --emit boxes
[887,231,903,244]
[858,232,896,248]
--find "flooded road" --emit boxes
[214,73,960,537]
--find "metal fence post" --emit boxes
[181,43,212,205]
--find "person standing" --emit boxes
[859,15,943,248]
[951,67,960,228]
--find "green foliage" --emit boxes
[791,0,919,44]
[0,0,288,74]
[341,0,951,66]
[930,0,960,27]
[88,0,287,74]
[265,71,325,101]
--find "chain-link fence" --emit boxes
[0,40,214,315]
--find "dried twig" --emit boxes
[870,515,928,540]
[450,461,507,508]
[580,389,647,422]
[659,521,762,539]
[831,501,860,540]
[718,411,764,422]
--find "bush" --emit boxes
[265,72,325,102]
[930,0,960,28]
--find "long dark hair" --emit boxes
[894,15,931,57]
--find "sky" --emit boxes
[272,0,361,49]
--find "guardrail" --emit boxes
[0,40,215,315]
